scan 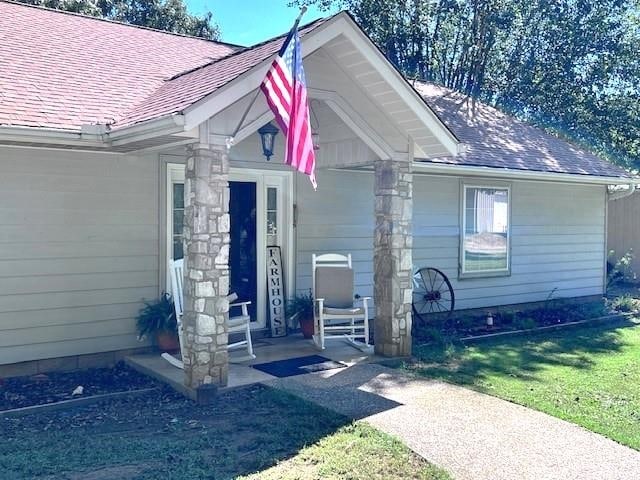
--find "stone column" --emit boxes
[373,156,413,357]
[182,143,230,388]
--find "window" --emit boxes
[172,182,184,260]
[266,186,278,246]
[461,184,510,276]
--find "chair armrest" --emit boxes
[355,296,371,306]
[230,300,252,318]
[230,301,252,307]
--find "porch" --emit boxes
[125,335,380,400]
[135,14,459,392]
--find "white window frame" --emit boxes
[459,180,512,279]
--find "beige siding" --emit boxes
[607,191,640,276]
[296,170,606,311]
[0,147,159,365]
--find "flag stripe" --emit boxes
[261,78,290,129]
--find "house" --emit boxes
[0,1,635,387]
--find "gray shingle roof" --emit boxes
[415,82,630,179]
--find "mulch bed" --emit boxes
[0,362,160,411]
[413,299,622,344]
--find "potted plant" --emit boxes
[136,293,179,351]
[286,290,315,339]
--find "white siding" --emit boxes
[0,147,159,365]
[296,169,374,300]
[296,170,606,311]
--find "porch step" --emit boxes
[125,354,197,400]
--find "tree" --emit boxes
[17,0,220,39]
[294,0,640,170]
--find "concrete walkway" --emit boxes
[265,363,640,480]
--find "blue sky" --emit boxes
[187,1,339,46]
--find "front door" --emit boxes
[166,163,292,330]
[229,181,257,321]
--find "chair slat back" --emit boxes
[312,254,353,306]
[169,259,184,318]
[315,266,354,308]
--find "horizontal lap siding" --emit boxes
[295,170,606,314]
[0,147,159,365]
[295,169,375,303]
[413,176,606,310]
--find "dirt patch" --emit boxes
[1,385,350,479]
[0,362,160,410]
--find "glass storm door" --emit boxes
[229,181,258,321]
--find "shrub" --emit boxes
[609,294,639,313]
[607,249,636,289]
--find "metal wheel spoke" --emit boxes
[435,300,448,312]
[419,270,430,294]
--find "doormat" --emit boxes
[252,355,347,378]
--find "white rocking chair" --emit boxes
[161,259,256,369]
[312,253,371,351]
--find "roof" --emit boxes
[0,0,238,130]
[0,0,330,131]
[415,82,631,178]
[0,2,630,180]
[115,18,330,128]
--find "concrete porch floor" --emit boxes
[125,334,380,400]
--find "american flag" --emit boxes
[261,27,317,189]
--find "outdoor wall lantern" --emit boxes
[258,122,279,161]
[311,131,320,151]
[310,99,320,151]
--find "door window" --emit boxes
[172,183,184,260]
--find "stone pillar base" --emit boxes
[373,158,413,357]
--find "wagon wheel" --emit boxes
[412,267,455,322]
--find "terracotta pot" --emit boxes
[156,331,180,352]
[299,317,315,339]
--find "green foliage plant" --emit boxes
[136,293,177,340]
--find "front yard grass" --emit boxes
[239,423,450,480]
[0,384,449,480]
[404,318,640,450]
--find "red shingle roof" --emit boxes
[115,18,329,127]
[415,82,630,178]
[0,0,237,130]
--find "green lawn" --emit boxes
[403,318,640,450]
[0,385,449,480]
[240,423,450,480]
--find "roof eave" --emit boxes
[0,124,105,148]
[106,113,186,145]
[413,160,637,186]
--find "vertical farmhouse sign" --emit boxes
[267,246,286,337]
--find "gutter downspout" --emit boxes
[607,183,638,201]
